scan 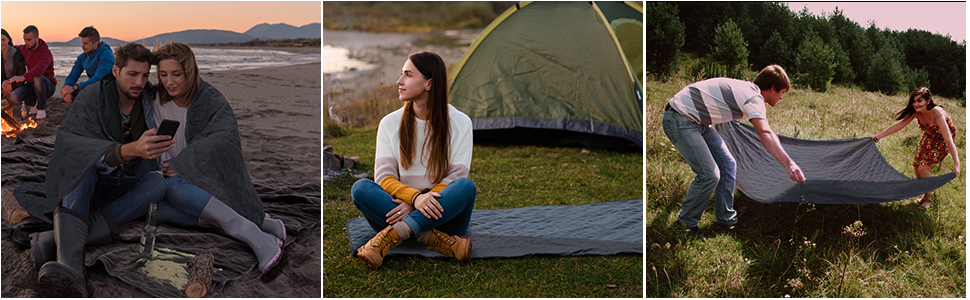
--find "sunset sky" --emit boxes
[1,1,321,43]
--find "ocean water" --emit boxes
[47,45,324,76]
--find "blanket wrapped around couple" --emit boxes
[3,136,321,297]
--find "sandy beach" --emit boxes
[1,48,321,297]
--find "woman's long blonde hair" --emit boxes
[152,42,200,106]
[400,51,450,184]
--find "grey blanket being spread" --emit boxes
[3,136,321,297]
[346,199,642,259]
[714,121,956,204]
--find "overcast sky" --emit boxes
[786,2,966,43]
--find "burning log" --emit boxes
[2,188,30,224]
[185,253,215,298]
[1,100,38,138]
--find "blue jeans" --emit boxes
[352,177,476,236]
[661,109,737,228]
[156,176,211,227]
[9,76,53,110]
[62,168,167,229]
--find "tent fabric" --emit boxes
[346,199,643,259]
[449,1,643,149]
[714,121,956,204]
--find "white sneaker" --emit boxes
[35,110,46,119]
[29,106,37,114]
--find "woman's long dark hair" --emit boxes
[400,51,450,184]
[1,29,11,46]
[895,87,937,121]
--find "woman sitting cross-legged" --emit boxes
[351,50,476,270]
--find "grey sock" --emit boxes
[392,222,412,240]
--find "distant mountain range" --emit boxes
[47,23,321,46]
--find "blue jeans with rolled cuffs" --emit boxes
[352,177,476,236]
[661,109,737,228]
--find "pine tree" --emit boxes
[644,2,685,81]
[711,19,749,78]
[795,32,836,92]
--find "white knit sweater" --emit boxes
[374,104,473,195]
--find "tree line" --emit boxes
[646,2,966,102]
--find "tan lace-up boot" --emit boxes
[424,229,472,262]
[356,226,403,270]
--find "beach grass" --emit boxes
[322,127,644,297]
[645,65,966,297]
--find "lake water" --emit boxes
[45,45,368,76]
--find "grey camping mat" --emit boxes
[714,121,956,204]
[346,199,643,258]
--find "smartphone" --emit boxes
[156,119,180,139]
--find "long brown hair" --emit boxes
[400,51,450,184]
[152,42,200,106]
[895,87,937,121]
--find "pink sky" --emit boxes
[1,1,321,43]
[786,2,966,43]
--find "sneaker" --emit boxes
[35,109,46,119]
[685,226,706,240]
[717,222,749,235]
[29,106,36,114]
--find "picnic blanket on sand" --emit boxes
[2,136,321,298]
[347,199,642,258]
[714,121,956,204]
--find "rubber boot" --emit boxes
[423,228,472,262]
[199,197,282,273]
[31,211,113,270]
[262,213,286,241]
[37,206,89,297]
[356,226,404,270]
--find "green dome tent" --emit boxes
[449,1,643,151]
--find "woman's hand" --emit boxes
[413,192,443,220]
[162,163,180,177]
[953,162,961,176]
[385,198,414,224]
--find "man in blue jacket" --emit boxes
[60,26,113,104]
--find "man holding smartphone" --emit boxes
[35,43,175,297]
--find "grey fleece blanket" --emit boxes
[714,121,956,204]
[346,199,642,258]
[163,80,263,225]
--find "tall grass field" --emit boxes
[322,127,643,297]
[645,71,966,297]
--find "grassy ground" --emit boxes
[322,127,643,297]
[645,69,966,297]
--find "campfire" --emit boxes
[1,100,39,138]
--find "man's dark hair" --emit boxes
[23,25,38,36]
[114,43,153,69]
[78,26,100,42]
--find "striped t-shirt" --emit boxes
[667,77,766,125]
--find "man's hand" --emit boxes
[61,85,75,103]
[385,198,415,224]
[121,128,175,161]
[413,192,443,220]
[788,163,806,183]
[162,162,180,177]
[9,76,24,83]
[2,80,11,94]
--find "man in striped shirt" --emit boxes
[661,65,805,239]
